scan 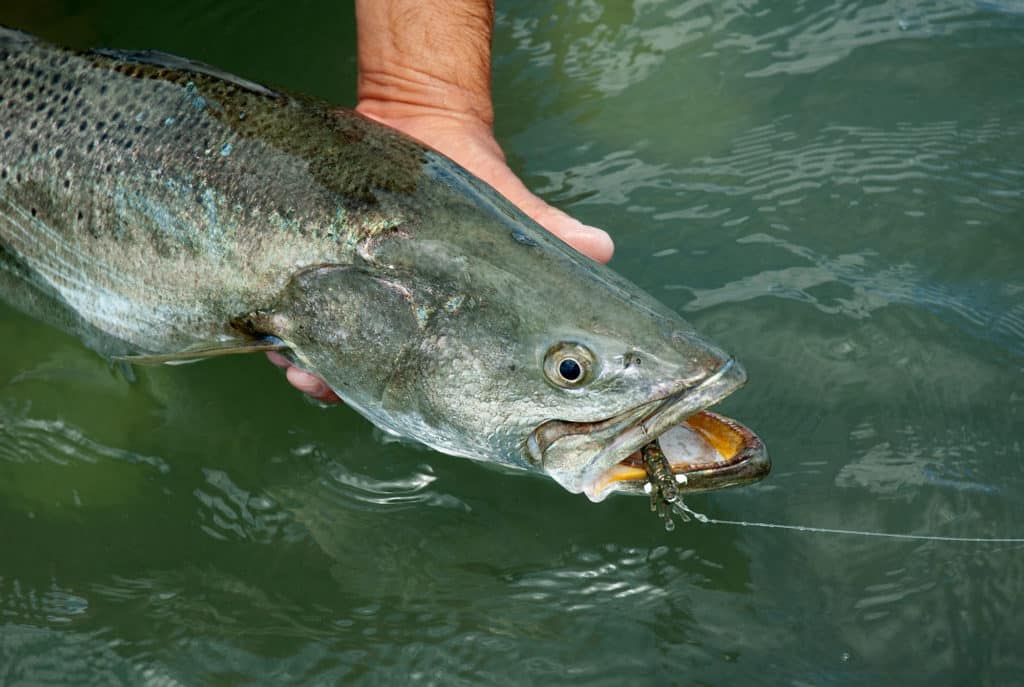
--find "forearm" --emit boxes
[355,0,495,126]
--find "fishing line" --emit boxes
[670,502,1024,543]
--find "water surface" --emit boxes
[1,1,1023,685]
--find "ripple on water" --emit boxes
[506,1,1020,96]
[0,623,155,687]
[293,442,471,514]
[0,577,88,627]
[0,405,171,515]
[192,439,470,545]
[680,233,1024,357]
[667,121,1024,351]
[717,0,1023,77]
[0,408,167,472]
[672,117,1024,212]
[837,420,1004,498]
[193,467,298,544]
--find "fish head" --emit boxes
[305,154,769,501]
[263,150,768,502]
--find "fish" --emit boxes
[0,27,769,504]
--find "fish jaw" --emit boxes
[529,358,766,501]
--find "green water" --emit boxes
[2,1,1023,684]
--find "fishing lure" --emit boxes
[641,440,684,531]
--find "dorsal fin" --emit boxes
[0,26,281,100]
[0,25,40,49]
[91,47,281,99]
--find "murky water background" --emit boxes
[2,1,1023,684]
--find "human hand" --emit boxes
[273,0,614,403]
[356,108,615,264]
[352,0,614,263]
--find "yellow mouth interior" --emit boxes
[588,410,756,495]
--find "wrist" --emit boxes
[355,0,495,127]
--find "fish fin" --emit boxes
[91,48,281,99]
[112,339,289,366]
[0,26,40,49]
[112,359,137,382]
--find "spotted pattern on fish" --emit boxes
[0,26,428,353]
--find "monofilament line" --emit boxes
[671,503,1024,543]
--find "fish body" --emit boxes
[0,28,768,501]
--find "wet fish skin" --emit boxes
[0,28,424,355]
[0,28,742,498]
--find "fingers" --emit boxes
[266,351,292,369]
[355,108,615,263]
[540,212,615,265]
[286,366,341,403]
[266,352,342,403]
[485,170,615,263]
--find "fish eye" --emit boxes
[559,358,582,382]
[543,343,596,388]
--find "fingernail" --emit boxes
[571,222,615,259]
[581,223,612,244]
[266,351,291,368]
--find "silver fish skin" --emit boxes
[0,27,752,501]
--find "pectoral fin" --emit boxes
[112,338,289,366]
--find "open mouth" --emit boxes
[584,410,769,502]
[529,358,770,501]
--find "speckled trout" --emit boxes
[0,27,768,502]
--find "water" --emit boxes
[1,1,1022,684]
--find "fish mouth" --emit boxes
[585,410,769,502]
[528,358,770,502]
